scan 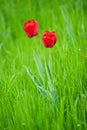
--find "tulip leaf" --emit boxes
[33,51,44,82]
[45,60,53,83]
[25,66,55,102]
[48,81,59,103]
[24,55,59,104]
[48,59,53,79]
[45,60,59,103]
[25,66,46,95]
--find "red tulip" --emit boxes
[42,31,57,48]
[23,20,38,38]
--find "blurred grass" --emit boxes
[0,0,87,130]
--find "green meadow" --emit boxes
[0,0,87,130]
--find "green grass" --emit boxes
[0,0,87,130]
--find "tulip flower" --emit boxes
[42,31,57,48]
[23,20,38,38]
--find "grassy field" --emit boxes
[0,0,87,130]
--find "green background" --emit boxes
[0,0,87,130]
